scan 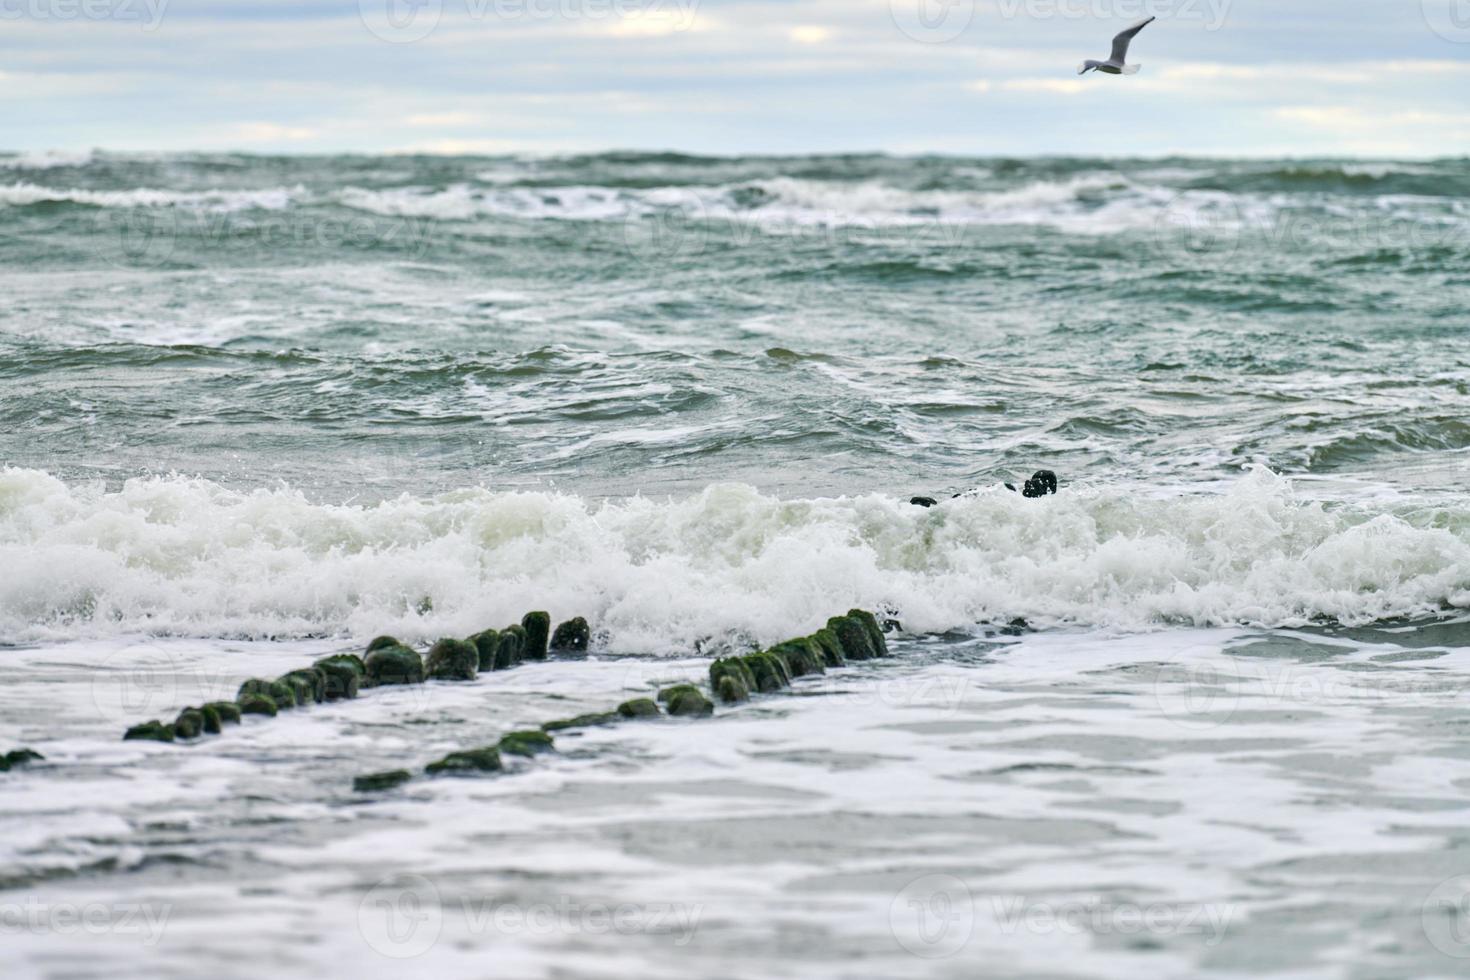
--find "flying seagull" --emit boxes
[1077,16,1155,75]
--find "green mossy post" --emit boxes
[238,678,297,710]
[173,708,205,740]
[541,712,619,732]
[709,658,754,703]
[826,615,877,662]
[742,651,791,692]
[495,630,522,670]
[472,629,501,671]
[659,685,714,718]
[313,660,361,700]
[617,698,661,719]
[199,704,223,735]
[123,721,175,742]
[811,628,846,668]
[205,701,242,725]
[521,611,551,661]
[550,617,590,654]
[426,638,479,682]
[268,680,298,710]
[497,730,555,757]
[3,749,43,769]
[769,639,825,678]
[278,672,319,706]
[425,747,503,775]
[848,608,889,656]
[354,770,413,792]
[364,645,424,686]
[238,694,278,717]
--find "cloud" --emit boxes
[789,25,831,44]
[1002,78,1091,94]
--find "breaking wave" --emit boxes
[3,467,1469,650]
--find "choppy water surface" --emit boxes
[3,151,1470,978]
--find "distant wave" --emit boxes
[0,150,96,171]
[0,181,299,211]
[3,467,1468,648]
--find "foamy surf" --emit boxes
[3,466,1467,647]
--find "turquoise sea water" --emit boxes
[4,151,1470,979]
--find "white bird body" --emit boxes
[1078,16,1155,76]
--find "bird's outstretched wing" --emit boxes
[1110,16,1155,63]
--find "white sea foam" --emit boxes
[0,149,95,170]
[2,467,1467,649]
[0,181,298,211]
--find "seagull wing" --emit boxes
[1110,16,1155,63]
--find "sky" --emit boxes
[2,0,1469,157]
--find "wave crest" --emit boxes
[2,468,1468,649]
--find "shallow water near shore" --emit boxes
[4,151,1470,977]
[6,625,1470,978]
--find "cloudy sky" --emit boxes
[3,0,1469,156]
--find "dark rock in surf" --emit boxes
[425,747,502,775]
[426,638,479,682]
[199,704,223,735]
[658,685,714,718]
[312,658,362,700]
[811,628,846,668]
[503,624,529,662]
[497,730,555,757]
[123,720,175,742]
[364,644,424,686]
[238,694,278,717]
[365,636,403,655]
[205,701,242,725]
[278,670,324,705]
[769,639,826,679]
[826,615,877,662]
[710,657,756,703]
[847,609,888,656]
[910,496,939,508]
[173,708,205,740]
[1,748,44,770]
[617,698,661,719]
[239,678,298,710]
[521,611,551,661]
[354,769,413,792]
[472,629,501,671]
[550,617,591,654]
[541,712,619,732]
[1022,469,1058,498]
[742,651,791,692]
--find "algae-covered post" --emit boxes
[550,617,591,654]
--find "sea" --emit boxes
[3,150,1470,979]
